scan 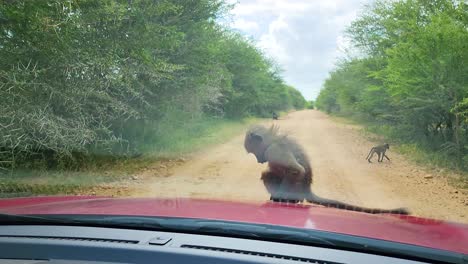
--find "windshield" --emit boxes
[0,0,467,252]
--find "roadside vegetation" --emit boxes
[316,0,468,176]
[0,0,306,170]
[0,117,257,197]
[0,0,307,196]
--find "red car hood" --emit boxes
[0,196,467,254]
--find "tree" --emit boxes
[0,0,306,169]
[316,0,468,169]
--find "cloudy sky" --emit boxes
[226,0,371,100]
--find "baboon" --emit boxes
[272,112,279,120]
[366,144,390,163]
[244,125,409,215]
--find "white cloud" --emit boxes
[232,0,324,16]
[258,14,293,63]
[232,18,260,32]
[228,0,371,99]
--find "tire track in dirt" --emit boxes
[132,110,468,223]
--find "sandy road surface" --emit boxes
[133,110,467,223]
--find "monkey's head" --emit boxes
[384,143,390,149]
[244,132,266,163]
[244,125,279,164]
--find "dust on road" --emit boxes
[132,110,468,223]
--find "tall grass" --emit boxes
[140,116,255,158]
[332,113,468,186]
[0,114,257,197]
[104,114,258,174]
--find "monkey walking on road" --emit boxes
[366,144,390,163]
[272,112,279,120]
[244,125,409,215]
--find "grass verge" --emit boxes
[0,116,260,197]
[330,113,468,189]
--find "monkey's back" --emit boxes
[277,136,313,186]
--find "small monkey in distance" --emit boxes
[272,112,279,120]
[366,144,390,163]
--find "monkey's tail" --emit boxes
[306,192,410,215]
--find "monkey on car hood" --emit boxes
[244,124,409,215]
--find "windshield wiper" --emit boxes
[88,216,336,245]
[94,216,463,264]
[0,213,83,225]
[0,214,465,264]
[0,213,337,247]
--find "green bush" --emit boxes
[316,0,468,171]
[0,0,306,170]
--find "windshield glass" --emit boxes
[0,0,467,249]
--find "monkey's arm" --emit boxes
[264,144,305,178]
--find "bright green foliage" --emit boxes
[286,86,307,110]
[0,0,306,169]
[316,0,468,169]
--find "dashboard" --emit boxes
[0,225,434,264]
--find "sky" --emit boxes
[225,0,371,100]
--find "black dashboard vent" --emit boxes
[0,235,138,244]
[181,245,343,264]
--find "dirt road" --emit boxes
[133,110,468,223]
